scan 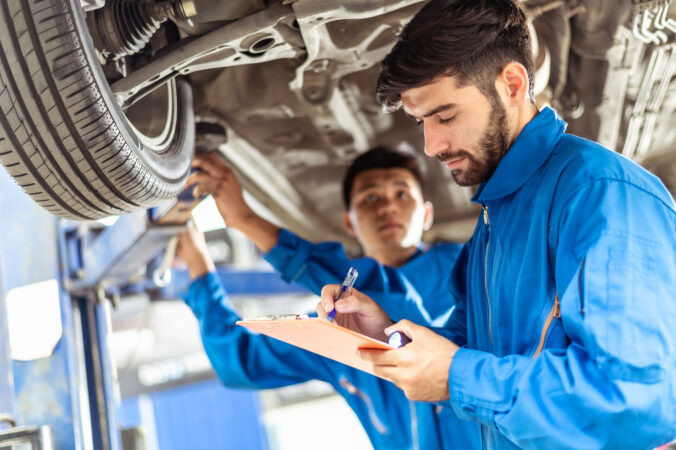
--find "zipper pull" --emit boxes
[482,205,490,227]
[554,294,561,318]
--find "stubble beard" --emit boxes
[437,98,510,187]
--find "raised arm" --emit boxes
[176,225,333,389]
[186,153,280,252]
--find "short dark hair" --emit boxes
[342,146,425,208]
[376,0,534,111]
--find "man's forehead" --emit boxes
[401,76,467,116]
[352,167,420,189]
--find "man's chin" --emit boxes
[377,227,405,242]
[451,169,486,187]
[451,170,472,186]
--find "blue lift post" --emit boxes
[59,210,188,450]
[0,244,16,432]
[0,169,84,448]
[0,180,180,448]
[2,166,308,449]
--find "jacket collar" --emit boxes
[472,107,567,203]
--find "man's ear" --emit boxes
[423,201,434,231]
[343,210,357,237]
[497,61,530,105]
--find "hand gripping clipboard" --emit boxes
[237,317,393,376]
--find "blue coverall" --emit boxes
[444,107,676,449]
[184,231,479,449]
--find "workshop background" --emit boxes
[1,0,675,449]
[0,170,372,450]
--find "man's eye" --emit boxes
[397,191,409,199]
[366,194,378,202]
[439,115,455,124]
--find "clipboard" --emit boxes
[237,317,393,376]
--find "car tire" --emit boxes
[0,0,195,220]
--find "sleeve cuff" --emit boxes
[448,347,499,426]
[182,271,216,300]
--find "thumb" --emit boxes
[384,319,416,341]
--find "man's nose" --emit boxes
[377,197,398,216]
[423,122,448,157]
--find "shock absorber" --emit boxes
[86,1,175,60]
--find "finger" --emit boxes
[384,319,416,340]
[371,364,400,384]
[315,300,329,319]
[332,293,373,314]
[203,152,231,173]
[185,173,204,191]
[185,171,217,187]
[191,184,208,200]
[319,284,342,313]
[190,155,215,173]
[191,154,228,177]
[330,289,380,315]
[357,348,399,365]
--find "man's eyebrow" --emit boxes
[422,103,457,118]
[355,182,381,192]
[392,180,412,188]
[404,103,457,119]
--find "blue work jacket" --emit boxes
[445,107,676,449]
[184,231,479,449]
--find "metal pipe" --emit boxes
[636,46,676,158]
[633,12,654,44]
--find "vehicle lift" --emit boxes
[0,167,210,450]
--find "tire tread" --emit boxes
[0,0,194,220]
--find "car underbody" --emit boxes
[4,0,676,247]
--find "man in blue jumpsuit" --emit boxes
[178,147,478,449]
[317,1,676,448]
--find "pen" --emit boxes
[327,266,358,322]
[387,331,412,348]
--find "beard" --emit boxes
[436,97,510,186]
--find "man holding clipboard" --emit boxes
[178,147,478,449]
[318,1,676,448]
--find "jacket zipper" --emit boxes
[532,294,561,358]
[483,205,493,345]
[578,258,586,316]
[482,206,493,450]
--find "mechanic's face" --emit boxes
[401,76,510,186]
[344,168,433,256]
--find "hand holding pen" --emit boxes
[327,267,358,322]
[318,272,396,343]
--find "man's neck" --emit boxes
[509,102,539,147]
[367,245,420,268]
